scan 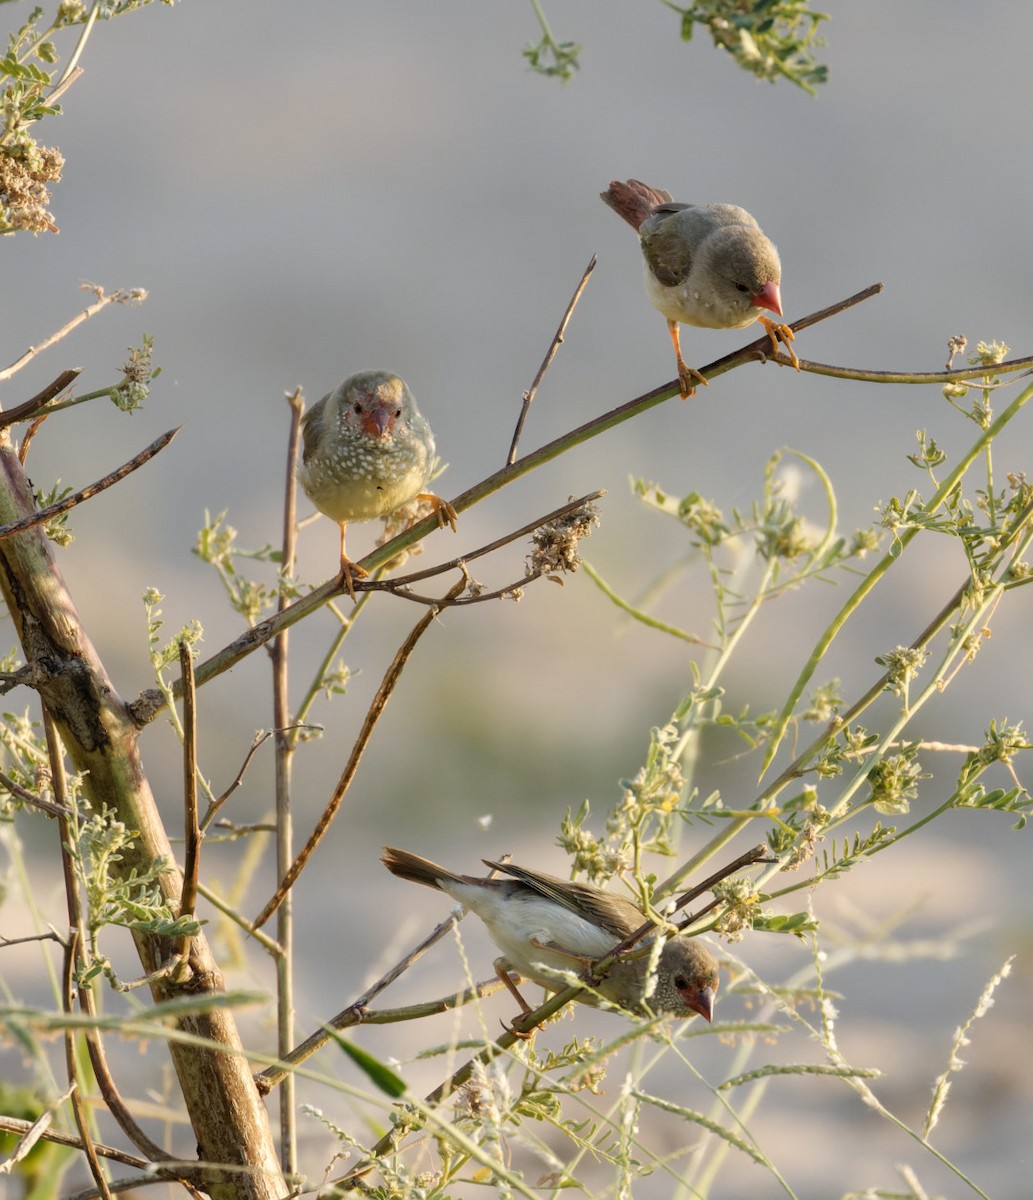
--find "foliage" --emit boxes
[524,0,829,91]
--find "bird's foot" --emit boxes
[677,358,710,400]
[759,317,800,371]
[502,1015,539,1041]
[416,492,459,533]
[338,557,369,602]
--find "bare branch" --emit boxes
[0,285,147,386]
[251,576,467,929]
[0,427,180,543]
[177,642,200,963]
[508,254,597,464]
[0,367,83,428]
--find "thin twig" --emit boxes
[271,387,304,1174]
[201,729,275,833]
[63,932,113,1200]
[177,642,200,963]
[599,844,773,962]
[257,978,511,1097]
[0,367,83,428]
[777,355,1033,386]
[256,914,473,1094]
[0,767,72,816]
[0,427,180,542]
[55,0,99,88]
[257,857,514,1092]
[0,284,146,385]
[508,254,597,464]
[251,576,467,930]
[47,707,113,1199]
[0,1114,155,1171]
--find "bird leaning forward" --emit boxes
[298,370,457,599]
[381,846,719,1026]
[601,178,799,397]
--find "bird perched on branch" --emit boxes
[381,846,718,1023]
[601,178,798,397]
[298,371,457,599]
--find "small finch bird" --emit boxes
[298,371,457,598]
[381,847,719,1023]
[601,178,799,397]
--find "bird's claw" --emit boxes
[759,318,800,371]
[416,493,459,534]
[677,359,710,399]
[501,1015,538,1041]
[338,558,369,602]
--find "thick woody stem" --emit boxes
[0,432,285,1200]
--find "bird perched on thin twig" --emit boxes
[381,846,719,1024]
[298,371,457,599]
[601,178,799,397]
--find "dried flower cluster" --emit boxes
[526,500,599,581]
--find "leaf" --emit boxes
[327,1031,408,1097]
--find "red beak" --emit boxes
[751,280,783,317]
[693,984,716,1023]
[362,402,395,438]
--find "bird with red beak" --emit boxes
[602,178,798,397]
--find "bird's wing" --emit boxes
[299,395,330,465]
[483,860,644,939]
[639,205,697,287]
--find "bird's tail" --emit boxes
[600,179,672,230]
[381,846,463,890]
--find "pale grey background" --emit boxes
[2,3,1032,1196]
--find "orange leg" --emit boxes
[758,317,800,370]
[337,522,369,602]
[668,320,710,399]
[494,959,539,1039]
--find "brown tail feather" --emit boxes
[381,846,460,890]
[600,178,672,230]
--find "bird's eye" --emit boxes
[734,283,749,293]
[394,408,401,417]
[353,402,363,414]
[674,974,689,990]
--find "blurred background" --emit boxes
[2,2,1032,1196]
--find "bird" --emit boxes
[601,178,799,397]
[298,371,457,599]
[381,846,719,1024]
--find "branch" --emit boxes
[0,427,180,543]
[0,367,83,428]
[0,285,147,386]
[251,576,467,929]
[508,254,596,463]
[177,642,200,963]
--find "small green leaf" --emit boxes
[328,1031,407,1097]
